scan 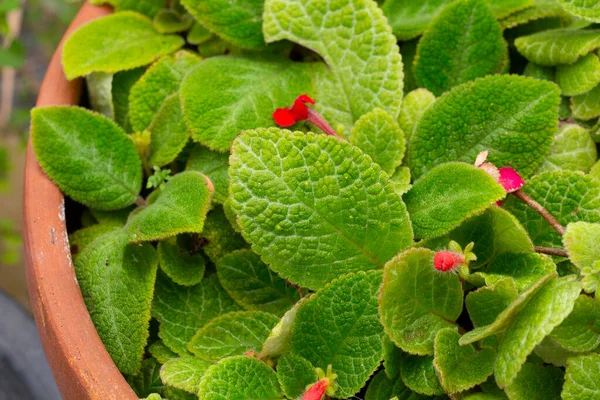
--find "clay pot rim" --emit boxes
[23,2,137,399]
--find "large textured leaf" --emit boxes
[216,249,300,317]
[407,75,560,179]
[556,53,600,96]
[290,271,385,398]
[31,106,142,210]
[263,0,404,133]
[197,356,282,400]
[126,171,212,242]
[572,83,600,120]
[515,29,600,66]
[180,56,313,152]
[504,171,600,249]
[148,94,190,167]
[539,124,597,173]
[474,252,556,292]
[549,294,600,352]
[186,145,229,204]
[563,354,600,400]
[400,354,444,396]
[380,248,463,355]
[276,353,317,400]
[504,363,564,400]
[75,230,158,374]
[188,311,279,361]
[557,0,600,22]
[152,272,241,355]
[414,0,506,96]
[563,221,600,271]
[229,128,413,290]
[404,162,505,239]
[62,12,184,79]
[159,356,212,394]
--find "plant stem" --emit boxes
[307,109,343,140]
[135,196,147,207]
[512,189,565,236]
[534,246,569,258]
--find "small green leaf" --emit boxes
[112,67,145,131]
[382,335,403,379]
[75,230,158,374]
[62,12,184,79]
[127,358,164,398]
[186,145,229,204]
[523,62,555,81]
[563,353,600,399]
[365,369,426,400]
[564,221,600,271]
[390,166,412,195]
[160,356,212,394]
[504,363,564,400]
[556,53,600,96]
[350,108,405,175]
[153,10,193,34]
[148,94,190,167]
[557,0,600,22]
[199,207,247,263]
[572,83,600,120]
[230,128,413,290]
[475,252,557,292]
[515,28,600,66]
[380,248,463,355]
[197,356,282,400]
[414,0,506,96]
[407,75,560,179]
[466,278,519,333]
[158,237,206,286]
[109,0,164,18]
[188,311,279,362]
[180,56,313,152]
[86,72,114,119]
[260,298,305,359]
[187,22,212,45]
[31,106,142,210]
[398,88,436,147]
[276,353,318,399]
[539,123,597,173]
[404,162,505,239]
[126,171,212,242]
[180,0,264,49]
[400,354,444,396]
[152,272,241,355]
[535,336,580,368]
[216,249,300,317]
[290,271,384,398]
[149,340,178,364]
[549,294,600,352]
[433,328,496,393]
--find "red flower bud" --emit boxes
[434,251,465,272]
[302,378,329,400]
[498,167,525,193]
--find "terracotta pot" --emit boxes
[23,3,138,399]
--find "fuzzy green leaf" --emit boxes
[390,166,412,195]
[62,12,184,79]
[148,94,190,167]
[398,88,436,147]
[188,311,279,362]
[466,278,519,330]
[290,271,384,398]
[414,0,506,96]
[86,72,114,119]
[557,53,600,96]
[276,353,318,399]
[229,128,413,289]
[197,356,282,400]
[112,67,145,131]
[404,162,505,239]
[350,108,405,175]
[400,354,444,396]
[504,363,564,400]
[549,294,600,352]
[263,0,404,132]
[75,230,158,374]
[499,0,567,30]
[149,340,178,364]
[380,248,463,355]
[127,358,164,398]
[152,272,241,355]
[199,207,247,263]
[407,75,560,179]
[158,237,205,286]
[126,171,212,242]
[539,123,597,173]
[572,83,600,120]
[382,335,403,379]
[515,28,600,66]
[216,249,300,317]
[557,0,600,22]
[523,62,555,81]
[563,221,600,271]
[160,356,212,394]
[153,10,193,34]
[69,223,123,258]
[180,56,313,152]
[187,23,212,45]
[433,328,496,393]
[260,298,306,359]
[31,106,142,210]
[186,145,229,204]
[563,354,600,400]
[475,252,557,292]
[365,370,427,400]
[535,337,579,368]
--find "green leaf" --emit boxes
[180,0,264,49]
[188,311,279,362]
[549,294,600,352]
[400,354,444,396]
[260,298,306,359]
[216,249,300,317]
[350,108,406,175]
[187,22,212,45]
[129,50,200,132]
[186,145,229,204]
[160,356,212,394]
[75,230,158,374]
[149,340,178,364]
[382,335,402,379]
[499,0,568,29]
[404,162,505,239]
[153,10,193,34]
[127,358,164,398]
[539,123,598,173]
[563,354,600,399]
[148,94,190,167]
[504,363,564,400]
[69,223,123,258]
[276,353,317,399]
[180,56,313,152]
[564,221,600,271]
[152,272,241,355]
[407,75,561,179]
[433,328,496,393]
[109,0,164,18]
[158,237,206,286]
[197,356,282,400]
[523,62,555,81]
[380,248,463,355]
[86,72,114,119]
[466,278,519,330]
[556,53,600,96]
[557,0,600,22]
[112,68,145,131]
[126,171,212,242]
[401,39,419,94]
[398,88,436,147]
[390,167,412,195]
[515,29,600,66]
[263,0,404,132]
[534,336,580,367]
[229,128,413,290]
[572,83,600,120]
[31,106,142,210]
[199,207,247,263]
[62,12,184,80]
[504,171,600,249]
[365,370,426,400]
[290,271,384,398]
[414,0,506,96]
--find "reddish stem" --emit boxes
[512,189,565,236]
[307,109,343,140]
[534,246,569,258]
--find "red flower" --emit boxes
[498,167,525,193]
[434,251,465,272]
[302,378,330,400]
[273,94,315,127]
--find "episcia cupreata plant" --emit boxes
[29,0,600,398]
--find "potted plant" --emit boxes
[26,0,600,399]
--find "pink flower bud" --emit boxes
[302,379,329,400]
[434,251,465,272]
[498,167,525,193]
